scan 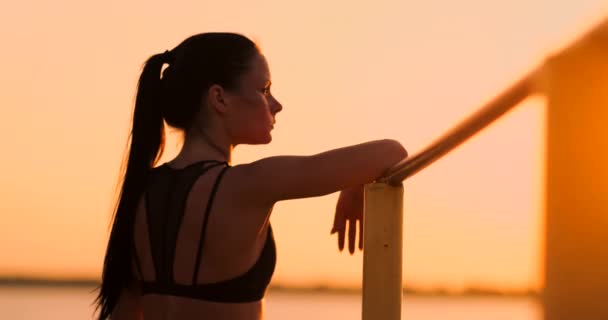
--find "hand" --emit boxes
[331,185,364,254]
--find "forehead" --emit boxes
[242,54,270,83]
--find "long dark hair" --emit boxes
[95,33,259,319]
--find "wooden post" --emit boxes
[543,28,608,320]
[362,182,404,320]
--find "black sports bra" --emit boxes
[133,160,276,303]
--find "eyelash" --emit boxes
[262,86,271,96]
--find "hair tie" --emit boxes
[161,50,175,64]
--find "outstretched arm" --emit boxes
[230,139,408,205]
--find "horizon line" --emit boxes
[0,276,541,297]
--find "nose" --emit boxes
[271,95,283,114]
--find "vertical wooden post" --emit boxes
[362,182,404,320]
[544,29,608,320]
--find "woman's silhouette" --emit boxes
[95,32,407,320]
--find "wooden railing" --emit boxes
[378,68,538,186]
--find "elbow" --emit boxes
[385,139,408,161]
[379,139,408,179]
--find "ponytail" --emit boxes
[95,53,167,319]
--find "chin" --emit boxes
[245,133,272,145]
[261,134,272,144]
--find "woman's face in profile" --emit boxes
[224,54,283,145]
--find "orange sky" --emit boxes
[1,0,606,291]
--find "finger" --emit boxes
[333,211,346,251]
[358,219,364,251]
[332,202,345,234]
[348,219,356,254]
[331,216,344,234]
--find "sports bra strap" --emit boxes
[191,165,230,284]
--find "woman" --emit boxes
[95,32,407,320]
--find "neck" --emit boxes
[180,125,233,164]
[199,127,231,160]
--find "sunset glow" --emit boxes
[1,0,607,292]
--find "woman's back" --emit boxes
[133,160,276,320]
